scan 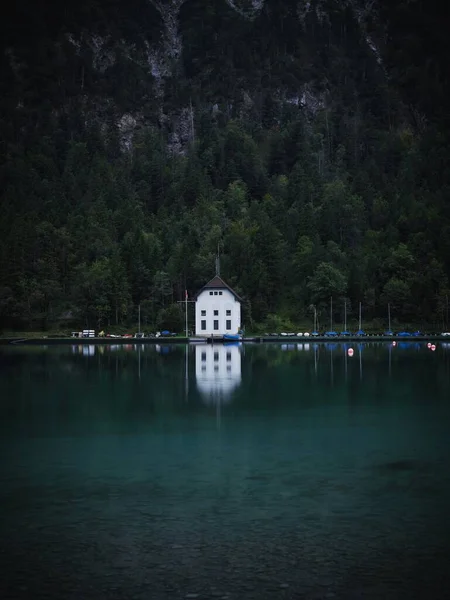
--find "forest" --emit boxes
[0,0,449,332]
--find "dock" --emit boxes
[1,334,447,346]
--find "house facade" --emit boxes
[194,275,241,336]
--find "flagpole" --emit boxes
[138,303,141,334]
[185,289,188,339]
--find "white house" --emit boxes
[194,275,242,336]
[195,343,242,403]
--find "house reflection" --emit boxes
[72,344,96,356]
[195,343,242,403]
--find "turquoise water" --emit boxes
[0,342,449,599]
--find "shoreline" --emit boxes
[0,335,447,346]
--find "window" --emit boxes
[209,291,213,295]
[214,365,219,372]
[226,352,231,362]
[219,291,222,295]
[213,320,219,330]
[214,291,218,295]
[201,310,206,316]
[201,352,206,362]
[226,310,231,316]
[202,365,206,372]
[201,320,206,330]
[214,351,219,361]
[227,365,231,372]
[226,320,231,330]
[214,310,218,316]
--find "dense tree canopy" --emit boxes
[0,0,449,331]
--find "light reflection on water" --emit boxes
[0,342,449,600]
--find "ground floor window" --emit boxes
[213,320,219,330]
[201,320,206,330]
[226,320,231,330]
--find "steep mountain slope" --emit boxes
[0,0,449,330]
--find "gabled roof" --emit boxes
[196,275,242,301]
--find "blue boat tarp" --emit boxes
[325,331,338,337]
[356,330,366,336]
[340,331,351,336]
[223,333,241,341]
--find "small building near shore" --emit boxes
[195,275,242,336]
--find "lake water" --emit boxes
[1,341,449,600]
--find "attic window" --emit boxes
[209,291,213,295]
[214,291,218,295]
[219,291,222,295]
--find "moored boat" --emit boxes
[223,333,242,341]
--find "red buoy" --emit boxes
[348,348,354,357]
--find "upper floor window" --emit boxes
[209,291,213,295]
[214,310,218,316]
[226,310,231,316]
[201,310,206,316]
[219,291,222,295]
[214,291,218,295]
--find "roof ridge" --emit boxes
[196,275,242,301]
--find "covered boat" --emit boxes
[223,333,242,341]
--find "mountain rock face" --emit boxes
[0,0,449,330]
[3,0,386,152]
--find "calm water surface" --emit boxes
[1,341,450,599]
